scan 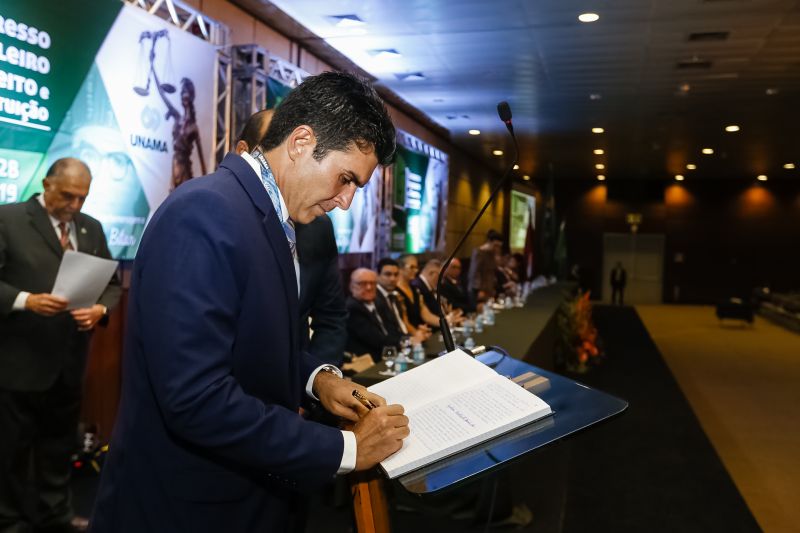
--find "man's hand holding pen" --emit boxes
[312,370,409,471]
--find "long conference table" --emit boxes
[351,283,628,496]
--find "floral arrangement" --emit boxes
[555,289,604,373]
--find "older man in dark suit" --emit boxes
[0,158,121,533]
[90,72,408,533]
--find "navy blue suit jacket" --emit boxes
[90,155,343,533]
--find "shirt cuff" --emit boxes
[12,291,30,311]
[338,430,357,474]
[305,364,343,400]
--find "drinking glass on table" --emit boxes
[379,345,398,376]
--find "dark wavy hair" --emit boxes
[259,72,396,166]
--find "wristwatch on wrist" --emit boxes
[319,365,342,379]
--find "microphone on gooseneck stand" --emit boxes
[436,101,520,354]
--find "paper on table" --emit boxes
[51,251,118,309]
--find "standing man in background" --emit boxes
[468,229,504,305]
[235,110,347,365]
[611,261,627,305]
[90,72,408,533]
[0,158,121,533]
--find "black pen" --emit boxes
[352,389,377,410]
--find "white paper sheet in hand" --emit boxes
[51,251,118,309]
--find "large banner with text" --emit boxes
[390,131,448,254]
[0,2,216,259]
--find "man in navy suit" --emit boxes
[90,72,408,533]
[235,110,347,365]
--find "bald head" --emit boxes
[350,268,378,303]
[235,109,274,155]
[42,157,92,222]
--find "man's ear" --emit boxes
[287,125,315,161]
[235,140,249,155]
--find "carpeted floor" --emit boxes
[637,305,800,533]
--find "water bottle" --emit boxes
[463,335,476,350]
[412,343,425,363]
[474,316,484,333]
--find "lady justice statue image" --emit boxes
[135,28,206,190]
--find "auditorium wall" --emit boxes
[551,178,800,304]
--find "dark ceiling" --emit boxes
[233,0,800,183]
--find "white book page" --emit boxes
[368,350,497,412]
[380,374,552,478]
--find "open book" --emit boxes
[368,350,552,479]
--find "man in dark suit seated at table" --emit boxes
[0,158,121,533]
[90,72,409,533]
[235,110,347,365]
[411,258,442,315]
[439,257,477,314]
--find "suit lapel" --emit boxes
[223,154,299,350]
[74,214,92,253]
[26,196,62,258]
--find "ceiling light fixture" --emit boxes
[686,163,697,170]
[702,148,714,155]
[578,13,600,23]
[597,175,606,181]
[493,150,504,156]
[513,164,520,170]
[784,163,796,169]
[595,163,605,170]
[725,125,740,132]
[523,175,531,181]
[330,14,366,28]
[757,175,768,181]
[368,48,401,59]
[468,129,480,135]
[592,127,604,134]
[589,93,602,100]
[594,149,604,155]
[675,174,685,181]
[766,88,779,96]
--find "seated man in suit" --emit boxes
[375,258,431,343]
[90,72,409,533]
[411,258,442,315]
[346,268,401,362]
[439,257,477,313]
[235,110,347,365]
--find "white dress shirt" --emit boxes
[239,152,356,475]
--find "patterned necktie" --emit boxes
[58,222,73,251]
[250,149,297,262]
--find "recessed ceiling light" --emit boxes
[702,148,714,155]
[468,129,480,135]
[784,163,796,169]
[523,175,531,181]
[330,14,366,28]
[493,150,504,156]
[597,175,606,181]
[686,163,697,170]
[757,175,768,181]
[675,174,685,181]
[592,127,604,134]
[766,88,779,96]
[513,164,520,170]
[369,48,402,58]
[589,93,602,100]
[578,13,600,23]
[594,149,604,155]
[679,83,691,93]
[395,72,425,81]
[725,125,740,132]
[595,163,605,170]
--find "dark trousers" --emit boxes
[611,285,625,305]
[0,374,81,533]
